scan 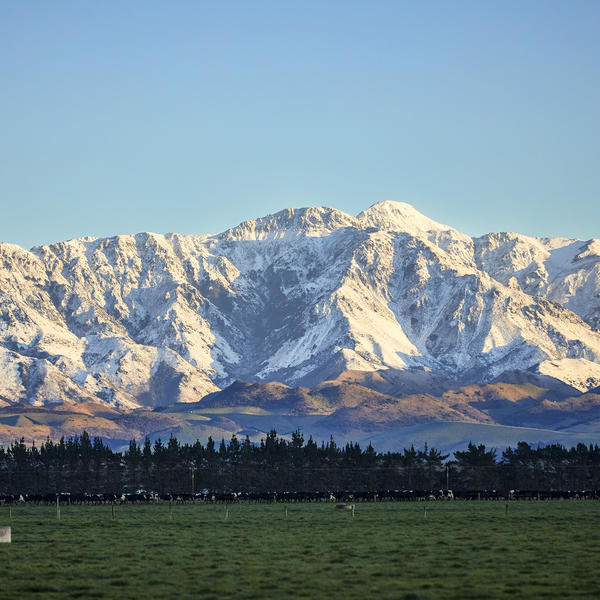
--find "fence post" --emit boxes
[0,526,10,543]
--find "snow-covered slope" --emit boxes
[474,233,600,330]
[1,201,599,408]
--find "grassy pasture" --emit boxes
[1,501,599,599]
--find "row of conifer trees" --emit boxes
[1,430,600,494]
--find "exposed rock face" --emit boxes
[1,201,599,408]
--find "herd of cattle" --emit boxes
[1,488,599,505]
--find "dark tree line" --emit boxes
[1,431,600,495]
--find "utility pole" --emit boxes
[191,466,196,495]
[446,465,449,491]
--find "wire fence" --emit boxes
[2,464,600,495]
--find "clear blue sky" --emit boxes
[1,0,599,249]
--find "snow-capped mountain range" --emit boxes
[1,201,600,409]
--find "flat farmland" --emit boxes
[1,501,599,599]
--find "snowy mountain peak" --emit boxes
[1,200,600,410]
[220,206,358,241]
[357,201,456,236]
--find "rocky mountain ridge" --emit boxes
[1,201,600,410]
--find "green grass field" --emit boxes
[1,501,599,599]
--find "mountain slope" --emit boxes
[0,201,599,409]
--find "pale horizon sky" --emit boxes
[1,1,599,249]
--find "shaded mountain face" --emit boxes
[1,201,600,409]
